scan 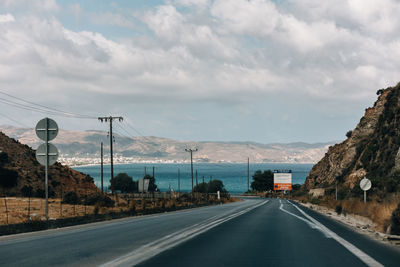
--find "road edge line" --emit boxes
[290,202,383,267]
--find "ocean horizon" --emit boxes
[73,163,314,194]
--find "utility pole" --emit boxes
[178,168,180,193]
[195,170,198,186]
[101,142,104,193]
[185,148,198,194]
[152,166,155,178]
[247,157,250,192]
[98,116,123,195]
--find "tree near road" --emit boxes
[194,179,228,195]
[251,170,274,192]
[111,173,137,193]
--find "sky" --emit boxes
[0,0,399,144]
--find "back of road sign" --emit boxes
[35,118,58,141]
[36,143,59,166]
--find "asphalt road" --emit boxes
[1,198,399,266]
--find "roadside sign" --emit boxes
[360,177,372,203]
[35,118,58,141]
[138,178,150,193]
[35,143,59,166]
[360,178,371,191]
[273,170,292,191]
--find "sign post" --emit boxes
[360,177,372,203]
[35,118,59,220]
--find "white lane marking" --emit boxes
[101,200,269,267]
[288,201,383,267]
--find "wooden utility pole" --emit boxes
[185,148,198,193]
[247,157,250,192]
[178,168,180,193]
[195,170,198,186]
[98,116,123,195]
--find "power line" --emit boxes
[0,90,97,119]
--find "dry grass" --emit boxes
[295,194,400,233]
[0,195,238,225]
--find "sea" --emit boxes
[73,163,314,194]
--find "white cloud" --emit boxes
[0,13,14,23]
[1,1,400,123]
[173,0,210,9]
[211,0,279,37]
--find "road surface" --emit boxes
[0,198,399,266]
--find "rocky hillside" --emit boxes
[305,83,400,197]
[0,126,334,164]
[0,132,99,198]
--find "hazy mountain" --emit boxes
[0,125,336,165]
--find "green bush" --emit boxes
[251,170,273,191]
[390,202,400,235]
[335,205,343,215]
[310,198,321,205]
[35,188,45,198]
[21,185,33,197]
[85,194,114,207]
[63,191,79,204]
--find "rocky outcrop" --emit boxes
[305,83,400,194]
[0,131,99,197]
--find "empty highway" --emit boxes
[0,198,399,266]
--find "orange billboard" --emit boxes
[273,170,292,191]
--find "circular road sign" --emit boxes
[35,143,59,166]
[35,118,58,142]
[360,177,372,191]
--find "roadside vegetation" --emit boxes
[289,187,400,234]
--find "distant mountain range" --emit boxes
[0,125,337,165]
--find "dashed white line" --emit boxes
[101,200,269,267]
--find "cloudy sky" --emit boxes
[0,0,399,143]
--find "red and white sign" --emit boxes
[273,172,292,191]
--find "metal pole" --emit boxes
[364,190,366,203]
[45,118,49,221]
[109,117,114,195]
[101,142,104,193]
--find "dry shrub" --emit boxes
[326,195,400,232]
